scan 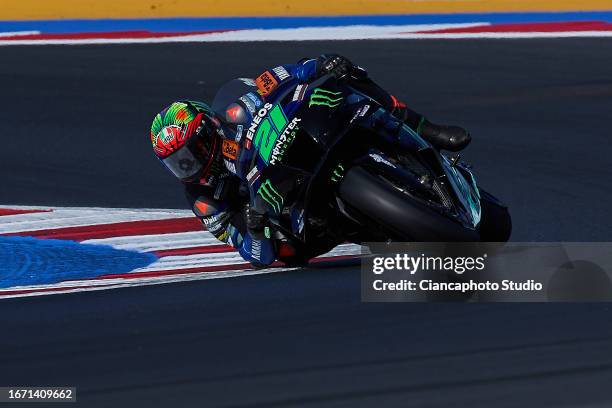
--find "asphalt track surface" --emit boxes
[1,40,612,407]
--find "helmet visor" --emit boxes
[161,142,204,181]
[160,116,219,182]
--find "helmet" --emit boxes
[150,101,222,183]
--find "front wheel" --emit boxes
[338,166,480,242]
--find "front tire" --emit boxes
[338,166,480,242]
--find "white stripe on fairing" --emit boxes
[83,231,219,252]
[0,207,194,234]
[0,31,40,37]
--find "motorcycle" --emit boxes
[212,74,511,264]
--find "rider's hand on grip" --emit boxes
[317,54,354,79]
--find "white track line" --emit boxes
[134,252,247,271]
[0,207,194,234]
[83,231,219,252]
[0,266,296,299]
[132,243,361,272]
[0,204,362,299]
[2,24,612,46]
[0,31,40,37]
[0,205,192,213]
[0,243,362,299]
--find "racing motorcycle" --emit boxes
[212,74,512,263]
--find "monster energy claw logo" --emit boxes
[258,179,284,214]
[309,88,343,108]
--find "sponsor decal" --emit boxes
[297,209,305,233]
[239,96,256,114]
[226,104,244,123]
[251,239,262,261]
[258,179,284,215]
[222,139,239,160]
[246,103,296,164]
[159,126,175,144]
[309,88,343,109]
[246,92,262,108]
[272,66,290,81]
[218,230,229,243]
[224,159,237,174]
[360,104,370,117]
[193,199,210,217]
[369,153,396,168]
[246,166,260,185]
[202,212,226,227]
[239,78,257,87]
[235,124,244,143]
[292,84,308,102]
[255,71,278,96]
[349,104,371,124]
[330,163,345,183]
[246,103,273,142]
[245,139,252,150]
[269,117,301,165]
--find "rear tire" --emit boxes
[338,166,480,242]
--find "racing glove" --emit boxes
[316,54,355,79]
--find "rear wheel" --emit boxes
[338,166,480,242]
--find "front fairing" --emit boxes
[441,156,482,228]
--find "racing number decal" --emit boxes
[253,105,288,164]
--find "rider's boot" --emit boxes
[390,96,471,152]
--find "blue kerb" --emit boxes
[0,11,611,33]
[0,236,157,288]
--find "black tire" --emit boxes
[478,189,512,242]
[338,166,480,242]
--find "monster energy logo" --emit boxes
[258,179,284,214]
[330,163,345,183]
[309,88,343,108]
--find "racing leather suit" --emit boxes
[185,55,431,267]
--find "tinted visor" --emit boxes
[161,119,218,181]
[161,142,204,180]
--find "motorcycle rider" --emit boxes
[150,54,471,267]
